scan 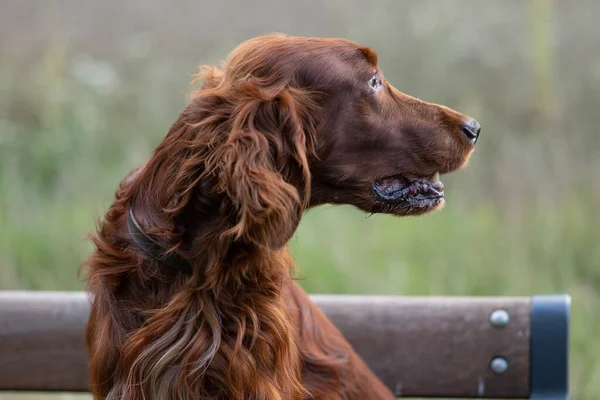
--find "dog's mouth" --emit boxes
[372,171,444,214]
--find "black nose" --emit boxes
[461,119,481,144]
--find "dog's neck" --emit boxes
[124,161,295,288]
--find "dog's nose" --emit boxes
[461,119,481,145]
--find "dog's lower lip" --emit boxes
[372,174,444,205]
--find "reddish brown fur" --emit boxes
[84,34,477,399]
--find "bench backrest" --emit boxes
[0,292,569,398]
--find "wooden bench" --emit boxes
[0,291,569,399]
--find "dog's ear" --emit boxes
[213,84,317,250]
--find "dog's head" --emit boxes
[275,36,479,216]
[174,34,479,250]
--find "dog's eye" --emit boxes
[368,75,383,91]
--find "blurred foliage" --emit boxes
[1,0,599,399]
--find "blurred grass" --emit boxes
[1,1,599,399]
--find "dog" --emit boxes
[84,34,480,399]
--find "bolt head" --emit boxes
[490,309,510,328]
[490,357,509,375]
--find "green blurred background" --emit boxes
[1,0,598,399]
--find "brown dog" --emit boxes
[84,34,479,399]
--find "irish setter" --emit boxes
[84,34,480,400]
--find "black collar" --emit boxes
[126,208,192,274]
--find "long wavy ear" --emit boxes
[210,83,318,250]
